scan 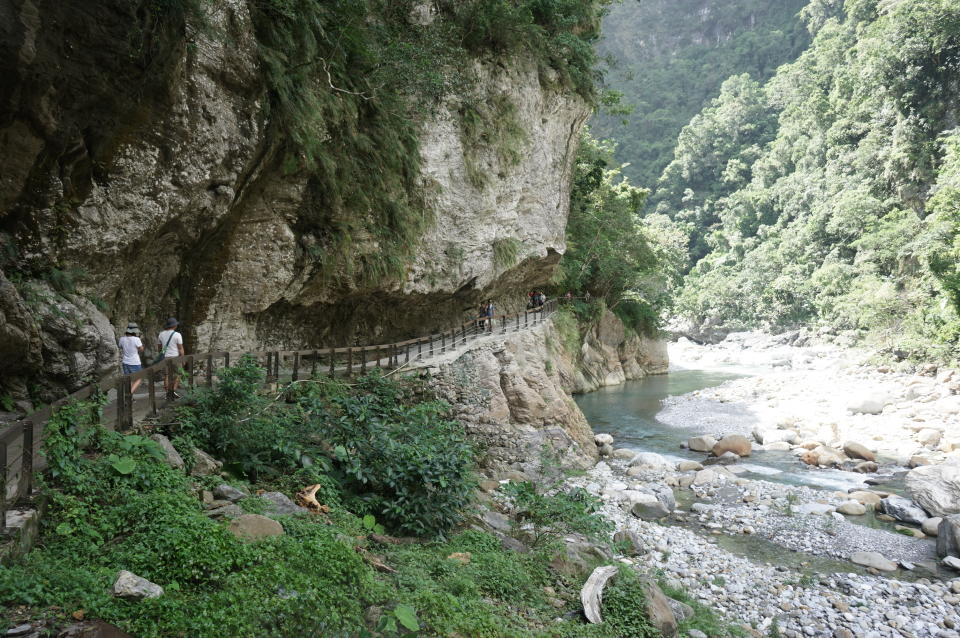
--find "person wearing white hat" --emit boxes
[119,323,145,393]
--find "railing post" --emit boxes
[148,369,158,416]
[0,437,7,530]
[311,350,319,378]
[441,331,446,354]
[405,342,411,364]
[418,338,423,360]
[360,347,367,374]
[21,420,33,499]
[119,375,133,431]
[429,334,435,357]
[329,347,335,377]
[292,352,300,382]
[501,315,507,335]
[515,314,520,332]
[375,346,382,369]
[206,355,213,387]
[347,348,354,377]
[449,328,456,352]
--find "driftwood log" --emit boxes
[581,565,619,623]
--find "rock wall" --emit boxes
[0,0,590,403]
[428,311,667,477]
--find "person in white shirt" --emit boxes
[157,317,185,399]
[118,323,144,393]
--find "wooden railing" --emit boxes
[0,299,558,528]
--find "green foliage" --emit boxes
[301,373,476,538]
[492,237,523,269]
[174,355,318,480]
[658,579,748,638]
[500,481,612,548]
[592,0,812,186]
[557,132,686,333]
[599,568,661,638]
[669,0,960,361]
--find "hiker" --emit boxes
[527,291,535,310]
[157,317,185,399]
[118,323,144,393]
[478,302,487,329]
[486,300,495,329]
[538,291,546,308]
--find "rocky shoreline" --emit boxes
[557,332,960,636]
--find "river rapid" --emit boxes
[564,332,960,637]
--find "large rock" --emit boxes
[112,570,163,599]
[878,495,929,526]
[629,493,671,520]
[259,492,309,516]
[150,434,184,470]
[687,436,716,453]
[848,490,882,507]
[629,452,672,471]
[214,484,248,502]
[847,394,889,415]
[711,435,751,457]
[229,514,284,541]
[922,516,942,537]
[753,428,797,445]
[800,446,844,467]
[917,428,942,447]
[189,448,222,477]
[850,551,897,572]
[843,441,876,462]
[837,501,866,516]
[938,514,960,559]
[638,578,679,638]
[693,466,735,485]
[906,462,960,518]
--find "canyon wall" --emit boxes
[0,0,590,404]
[428,310,668,477]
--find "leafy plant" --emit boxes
[500,481,612,548]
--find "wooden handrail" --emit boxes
[0,299,559,525]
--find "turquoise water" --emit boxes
[574,369,872,492]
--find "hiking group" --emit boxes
[117,317,184,400]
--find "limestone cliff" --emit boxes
[428,310,667,477]
[0,0,591,404]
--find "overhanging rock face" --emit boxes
[0,1,589,402]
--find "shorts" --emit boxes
[122,363,142,374]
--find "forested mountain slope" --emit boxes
[592,0,810,187]
[668,0,960,361]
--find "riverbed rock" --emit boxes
[629,493,671,520]
[906,462,960,517]
[908,456,931,468]
[711,435,751,457]
[764,441,793,451]
[848,491,882,507]
[113,570,164,599]
[629,452,672,470]
[938,514,960,558]
[878,495,929,526]
[229,514,284,541]
[801,446,845,467]
[598,443,613,457]
[595,433,614,446]
[753,428,797,445]
[847,394,889,415]
[850,551,898,572]
[853,461,879,473]
[693,467,735,485]
[838,501,867,516]
[149,434,184,470]
[676,460,703,472]
[922,517,942,536]
[687,436,716,453]
[612,448,636,460]
[843,441,876,462]
[917,428,943,447]
[666,597,694,623]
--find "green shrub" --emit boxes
[600,568,662,638]
[500,481,612,548]
[300,373,476,538]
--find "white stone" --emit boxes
[847,394,889,415]
[113,570,164,599]
[906,462,960,517]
